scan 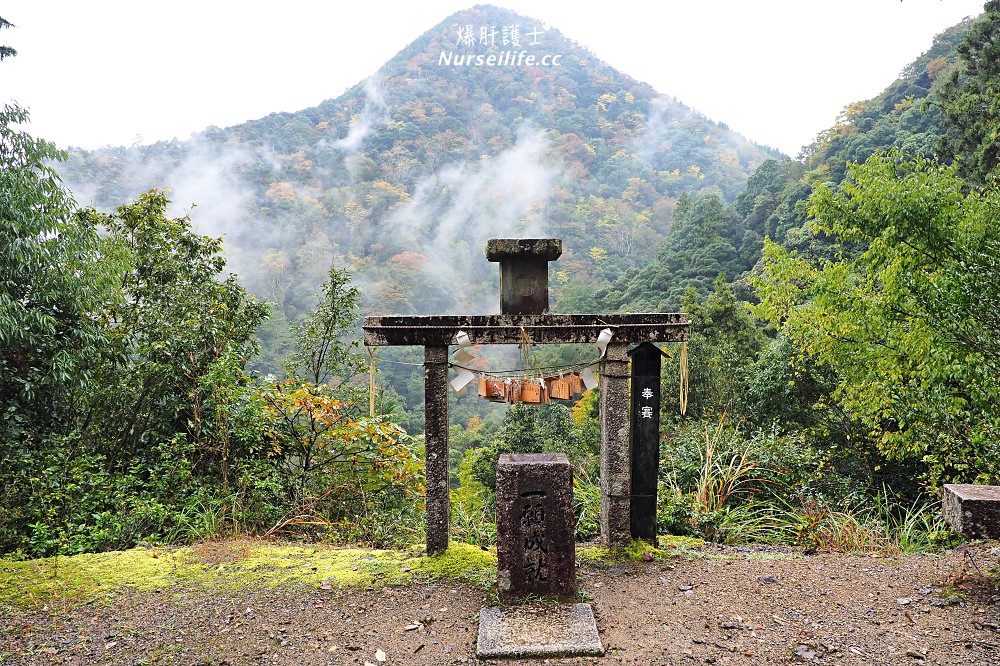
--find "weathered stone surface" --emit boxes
[363,313,690,346]
[496,453,576,599]
[600,343,631,549]
[943,484,1000,539]
[485,238,563,261]
[424,346,450,555]
[477,603,604,659]
[485,239,562,315]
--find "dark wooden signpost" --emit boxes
[363,239,690,554]
[629,341,666,542]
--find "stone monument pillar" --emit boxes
[495,453,577,599]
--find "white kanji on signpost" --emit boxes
[641,387,654,400]
[640,406,654,419]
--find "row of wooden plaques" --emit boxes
[478,372,584,404]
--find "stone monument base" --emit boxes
[476,603,604,659]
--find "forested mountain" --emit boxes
[53,5,986,437]
[599,16,978,313]
[58,5,775,327]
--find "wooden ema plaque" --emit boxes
[548,377,571,400]
[520,381,545,404]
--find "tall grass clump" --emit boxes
[657,417,953,553]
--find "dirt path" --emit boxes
[2,543,998,665]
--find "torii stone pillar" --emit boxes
[599,342,631,548]
[424,345,450,555]
[486,238,562,315]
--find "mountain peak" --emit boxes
[63,4,775,319]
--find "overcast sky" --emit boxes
[2,1,986,156]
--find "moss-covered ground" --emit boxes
[0,540,498,607]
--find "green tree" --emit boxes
[938,0,1000,183]
[615,192,748,311]
[751,153,1000,486]
[285,266,366,395]
[0,105,122,554]
[0,104,110,443]
[670,276,762,419]
[0,17,16,61]
[79,190,270,470]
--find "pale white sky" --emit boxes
[1,1,985,156]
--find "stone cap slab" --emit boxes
[477,603,604,659]
[486,238,562,262]
[500,452,570,465]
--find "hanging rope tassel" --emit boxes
[679,341,689,416]
[367,347,377,417]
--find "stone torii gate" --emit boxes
[363,239,690,554]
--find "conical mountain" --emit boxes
[60,4,777,318]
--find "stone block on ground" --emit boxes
[943,484,1000,539]
[495,452,576,599]
[476,603,604,659]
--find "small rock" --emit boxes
[759,575,778,584]
[794,645,816,661]
[906,649,926,660]
[375,649,387,662]
[897,597,912,605]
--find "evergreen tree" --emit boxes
[0,17,15,61]
[938,0,1000,184]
